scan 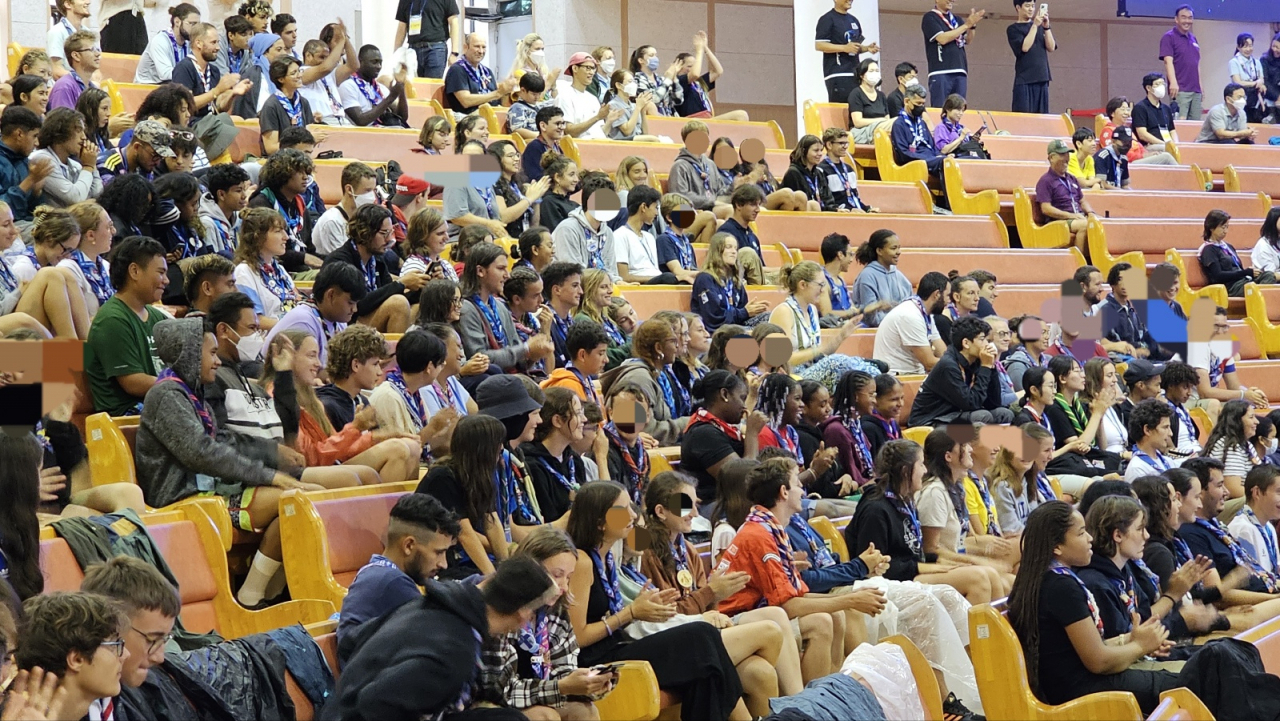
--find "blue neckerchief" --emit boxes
[825,268,851,311]
[1131,445,1172,473]
[769,424,806,466]
[1035,471,1057,502]
[602,316,625,345]
[459,58,495,92]
[166,31,189,66]
[273,90,305,127]
[1241,505,1280,571]
[788,514,836,569]
[472,293,509,345]
[969,471,1000,536]
[661,365,691,416]
[536,451,581,494]
[1193,517,1279,592]
[258,258,299,311]
[884,489,923,559]
[516,609,552,680]
[476,185,497,219]
[588,547,623,614]
[70,250,113,306]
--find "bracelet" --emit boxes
[603,615,613,636]
[1160,594,1176,606]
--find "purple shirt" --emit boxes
[47,71,89,111]
[262,303,347,365]
[1159,28,1201,94]
[1035,169,1083,216]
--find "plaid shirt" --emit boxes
[479,607,579,709]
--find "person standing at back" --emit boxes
[815,0,879,104]
[922,0,987,107]
[1160,4,1202,120]
[1007,1,1055,114]
[393,0,462,80]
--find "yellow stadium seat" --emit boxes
[882,634,945,721]
[969,603,1143,720]
[1244,283,1280,358]
[1162,249,1228,314]
[1049,476,1064,501]
[1012,187,1072,250]
[649,451,674,477]
[1086,217,1148,277]
[808,515,849,563]
[84,412,137,487]
[903,426,931,446]
[1190,407,1213,448]
[1148,688,1213,721]
[278,484,418,607]
[593,660,663,721]
[874,125,928,185]
[1235,613,1280,674]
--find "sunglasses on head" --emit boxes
[170,129,196,142]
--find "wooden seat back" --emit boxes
[754,212,1009,251]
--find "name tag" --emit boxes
[409,14,422,35]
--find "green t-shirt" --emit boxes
[85,296,166,416]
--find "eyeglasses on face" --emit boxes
[131,626,174,654]
[100,639,127,658]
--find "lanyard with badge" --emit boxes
[408,0,428,37]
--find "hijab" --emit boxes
[250,33,283,94]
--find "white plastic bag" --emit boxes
[840,642,926,721]
[392,45,418,78]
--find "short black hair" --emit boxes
[1224,82,1245,99]
[314,261,368,305]
[396,329,447,374]
[278,126,316,149]
[1180,456,1224,488]
[483,556,555,615]
[1073,264,1100,286]
[1160,360,1199,390]
[566,319,609,360]
[1127,398,1173,445]
[0,105,42,135]
[917,271,949,301]
[820,233,851,263]
[518,72,545,94]
[207,291,256,332]
[1143,72,1167,90]
[224,15,253,35]
[517,225,549,263]
[626,184,661,215]
[108,235,167,290]
[270,12,295,33]
[535,105,564,130]
[206,163,251,198]
[1106,261,1133,288]
[580,171,614,208]
[183,254,235,304]
[894,61,917,78]
[1072,126,1095,146]
[1077,480,1136,519]
[541,261,584,299]
[388,493,462,539]
[951,315,991,349]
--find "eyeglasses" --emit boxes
[131,627,173,654]
[100,639,127,658]
[170,129,196,142]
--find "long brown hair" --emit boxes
[261,329,333,436]
[1007,501,1077,699]
[441,415,505,528]
[644,471,698,575]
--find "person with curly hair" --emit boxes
[232,207,301,328]
[322,203,415,333]
[247,147,320,272]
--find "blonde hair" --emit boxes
[680,312,707,371]
[614,156,647,193]
[659,192,690,219]
[67,201,106,234]
[577,268,612,324]
[418,115,451,150]
[510,33,549,77]
[705,232,742,286]
[989,424,1053,499]
[31,207,79,248]
[778,260,823,294]
[261,329,334,436]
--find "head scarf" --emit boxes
[250,33,283,94]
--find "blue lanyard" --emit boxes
[460,59,494,92]
[662,365,691,416]
[476,186,497,219]
[472,294,509,345]
[1051,562,1105,635]
[885,490,923,559]
[585,227,605,270]
[355,248,378,291]
[167,31,189,66]
[568,365,602,406]
[1131,446,1171,472]
[229,49,244,75]
[1242,506,1280,570]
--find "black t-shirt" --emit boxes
[417,465,487,570]
[1027,570,1100,705]
[847,85,888,122]
[1006,22,1052,85]
[922,9,968,75]
[679,422,743,502]
[677,73,714,117]
[815,10,863,81]
[171,57,221,118]
[885,87,906,118]
[1131,98,1176,146]
[394,0,460,44]
[443,60,498,114]
[259,93,313,136]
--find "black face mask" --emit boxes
[909,104,926,119]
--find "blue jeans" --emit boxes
[929,73,967,108]
[414,41,448,79]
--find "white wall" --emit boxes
[794,0,879,132]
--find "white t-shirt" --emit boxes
[47,18,93,62]
[612,225,661,278]
[1123,449,1181,482]
[556,81,605,140]
[874,298,941,375]
[57,255,110,316]
[421,375,472,417]
[711,520,737,563]
[916,479,963,554]
[234,262,296,320]
[1098,405,1128,454]
[339,76,390,115]
[1228,510,1280,574]
[9,254,39,284]
[1254,237,1280,275]
[312,206,350,256]
[301,69,352,125]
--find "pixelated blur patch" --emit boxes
[739,138,766,164]
[588,187,621,222]
[725,336,759,368]
[631,523,652,552]
[0,340,81,434]
[943,423,977,445]
[612,397,648,433]
[713,143,738,171]
[419,154,500,189]
[606,506,632,533]
[760,335,793,367]
[668,209,697,229]
[684,129,710,156]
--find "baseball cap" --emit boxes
[564,52,594,75]
[1111,126,1134,141]
[133,120,175,158]
[392,176,429,206]
[475,375,543,420]
[1046,138,1071,155]
[1123,358,1164,386]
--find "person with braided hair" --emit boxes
[820,370,877,493]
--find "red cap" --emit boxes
[564,52,593,75]
[395,176,429,196]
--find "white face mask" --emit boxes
[600,58,616,74]
[1152,84,1167,100]
[304,174,316,189]
[1232,97,1248,111]
[354,190,377,207]
[1269,438,1278,455]
[865,71,882,86]
[529,49,545,65]
[904,77,920,88]
[622,81,637,96]
[232,328,267,361]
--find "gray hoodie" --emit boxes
[135,317,276,509]
[599,359,689,446]
[551,208,620,283]
[667,148,726,211]
[198,192,238,258]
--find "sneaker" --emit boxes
[942,692,984,721]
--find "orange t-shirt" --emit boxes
[715,520,809,616]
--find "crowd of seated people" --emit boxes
[8,7,1280,721]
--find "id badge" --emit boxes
[409,14,422,35]
[1159,127,1172,142]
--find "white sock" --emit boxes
[263,563,288,601]
[237,552,282,607]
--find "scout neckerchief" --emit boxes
[1050,560,1104,636]
[785,296,820,350]
[824,267,851,311]
[969,471,1000,536]
[1053,392,1089,436]
[536,450,581,494]
[472,293,509,346]
[605,422,649,504]
[71,250,113,306]
[567,363,602,407]
[684,408,742,441]
[516,609,553,680]
[157,368,214,436]
[868,410,901,441]
[670,533,695,590]
[788,513,835,569]
[1131,444,1172,473]
[384,369,426,431]
[840,410,874,479]
[259,257,300,312]
[587,547,623,614]
[1240,505,1280,571]
[273,89,305,127]
[746,505,802,593]
[766,423,805,466]
[885,488,923,559]
[1193,516,1279,592]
